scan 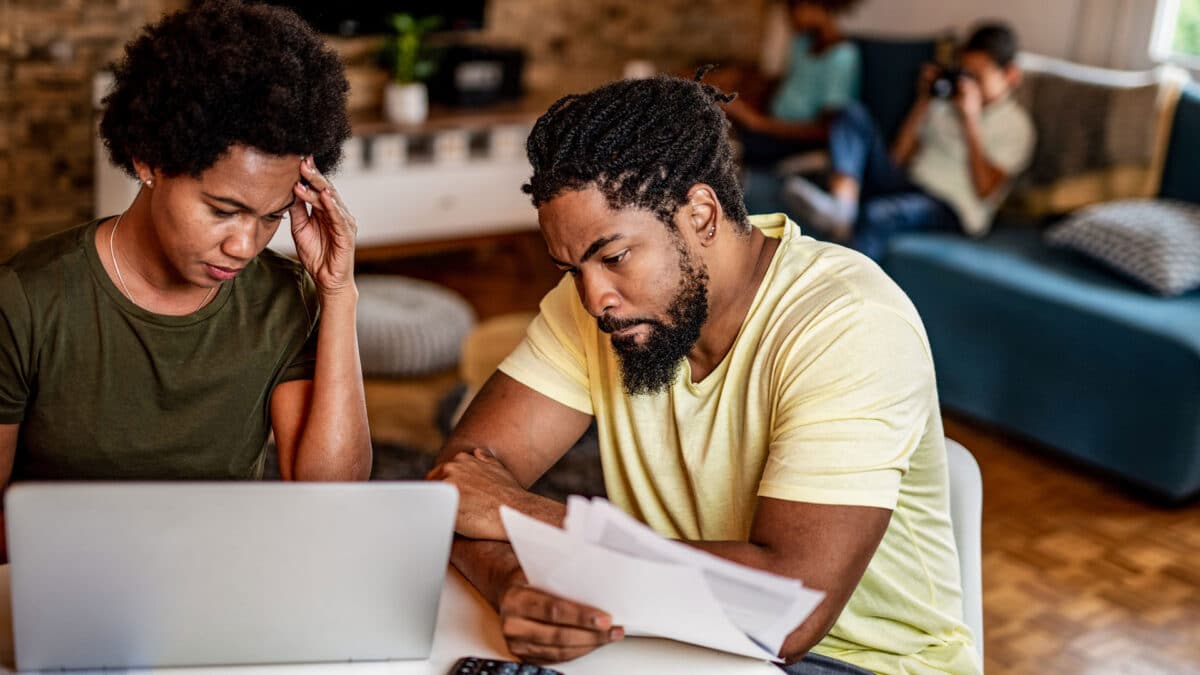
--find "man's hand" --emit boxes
[498,571,625,665]
[955,78,984,122]
[427,449,563,540]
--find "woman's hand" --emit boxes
[289,156,357,296]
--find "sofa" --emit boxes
[751,38,1200,502]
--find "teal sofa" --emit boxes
[884,83,1200,503]
[743,37,1200,502]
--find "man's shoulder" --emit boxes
[765,232,926,340]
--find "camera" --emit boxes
[929,67,963,99]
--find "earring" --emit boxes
[144,179,154,188]
[708,225,717,239]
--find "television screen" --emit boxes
[231,1,487,35]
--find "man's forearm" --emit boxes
[452,537,525,608]
[686,539,865,662]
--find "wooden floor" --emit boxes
[362,233,1200,675]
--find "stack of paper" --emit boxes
[499,497,825,662]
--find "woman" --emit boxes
[0,1,372,555]
[724,0,865,167]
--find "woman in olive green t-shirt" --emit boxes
[0,2,373,558]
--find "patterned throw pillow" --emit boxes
[1045,199,1200,297]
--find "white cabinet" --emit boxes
[93,93,540,257]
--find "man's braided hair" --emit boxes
[522,68,752,234]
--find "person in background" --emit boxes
[785,22,1036,261]
[0,1,373,560]
[723,0,867,168]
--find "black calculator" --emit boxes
[449,656,563,675]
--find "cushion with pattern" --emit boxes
[1046,199,1200,297]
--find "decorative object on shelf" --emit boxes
[381,13,440,125]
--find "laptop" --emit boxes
[5,481,458,671]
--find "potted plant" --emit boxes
[381,13,440,124]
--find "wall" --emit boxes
[1,0,768,262]
[840,0,1161,70]
[0,0,183,262]
[482,0,768,93]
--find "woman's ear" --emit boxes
[131,159,158,188]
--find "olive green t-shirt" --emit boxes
[0,220,319,480]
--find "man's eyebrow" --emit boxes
[202,192,295,215]
[579,235,624,264]
[547,234,626,269]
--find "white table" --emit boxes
[0,567,778,674]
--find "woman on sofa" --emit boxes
[0,1,372,558]
[722,0,866,167]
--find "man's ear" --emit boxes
[684,184,722,246]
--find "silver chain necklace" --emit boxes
[108,213,216,314]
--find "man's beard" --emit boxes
[597,248,709,396]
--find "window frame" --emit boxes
[1151,0,1200,69]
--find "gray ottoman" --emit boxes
[356,275,476,378]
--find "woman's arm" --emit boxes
[270,156,371,481]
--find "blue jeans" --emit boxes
[828,102,960,261]
[779,652,875,674]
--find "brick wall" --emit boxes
[0,0,767,262]
[484,0,768,93]
[0,0,183,261]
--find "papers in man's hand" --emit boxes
[499,496,825,662]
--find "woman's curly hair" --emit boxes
[100,0,351,178]
[522,68,751,234]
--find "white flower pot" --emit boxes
[384,82,428,125]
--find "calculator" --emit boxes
[449,656,564,675]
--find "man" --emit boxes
[785,23,1036,261]
[428,72,979,675]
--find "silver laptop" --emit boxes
[5,481,458,671]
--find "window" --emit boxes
[1152,0,1200,66]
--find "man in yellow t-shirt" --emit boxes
[428,72,979,675]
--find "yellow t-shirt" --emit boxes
[499,214,980,675]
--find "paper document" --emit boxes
[500,497,825,662]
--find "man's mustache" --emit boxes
[597,315,662,334]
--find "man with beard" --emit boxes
[427,72,979,675]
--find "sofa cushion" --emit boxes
[1045,199,1200,296]
[1009,54,1187,217]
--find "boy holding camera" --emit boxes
[785,23,1035,261]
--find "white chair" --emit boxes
[945,438,984,665]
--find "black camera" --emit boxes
[929,67,963,99]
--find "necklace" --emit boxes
[109,213,217,314]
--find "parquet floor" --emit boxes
[946,416,1200,675]
[363,233,1200,675]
